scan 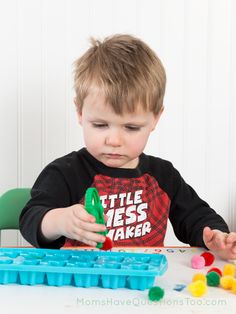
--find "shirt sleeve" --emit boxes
[19,164,71,248]
[168,167,230,247]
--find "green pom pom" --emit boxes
[148,286,164,301]
[206,271,220,286]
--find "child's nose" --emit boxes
[105,130,122,147]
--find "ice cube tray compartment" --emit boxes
[0,248,167,290]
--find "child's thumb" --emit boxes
[203,226,213,243]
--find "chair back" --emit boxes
[0,188,31,230]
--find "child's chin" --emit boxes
[103,160,124,168]
[105,160,136,169]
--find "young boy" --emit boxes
[20,34,236,260]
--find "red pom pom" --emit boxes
[101,237,113,251]
[201,252,215,266]
[207,267,222,277]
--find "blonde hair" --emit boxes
[74,34,166,115]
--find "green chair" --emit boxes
[0,188,31,245]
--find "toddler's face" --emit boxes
[77,89,162,169]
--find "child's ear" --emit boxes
[77,111,82,125]
[152,106,164,131]
[74,98,82,125]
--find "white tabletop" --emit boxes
[0,246,235,314]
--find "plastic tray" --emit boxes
[0,248,168,290]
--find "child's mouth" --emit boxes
[105,154,123,159]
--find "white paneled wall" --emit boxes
[0,0,235,246]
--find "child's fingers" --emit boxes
[226,232,236,244]
[225,233,236,254]
[72,205,96,223]
[231,243,236,254]
[77,220,107,233]
[74,228,106,244]
[203,226,214,244]
[213,232,227,249]
[66,204,108,246]
[204,228,226,249]
[73,207,107,232]
[79,238,98,247]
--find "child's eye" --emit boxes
[92,123,108,128]
[125,125,140,131]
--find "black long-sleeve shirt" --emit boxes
[19,148,229,248]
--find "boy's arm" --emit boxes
[168,168,230,247]
[19,165,70,248]
[20,203,66,249]
[19,160,106,248]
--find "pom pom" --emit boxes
[232,279,236,293]
[222,264,235,277]
[192,273,207,283]
[206,271,220,286]
[220,275,234,290]
[100,237,113,251]
[200,252,215,266]
[207,267,222,277]
[191,255,205,269]
[188,280,207,297]
[148,286,165,301]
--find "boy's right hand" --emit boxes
[41,204,107,247]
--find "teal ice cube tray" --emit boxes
[0,248,168,290]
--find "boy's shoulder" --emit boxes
[45,149,86,170]
[142,152,175,173]
[142,152,181,183]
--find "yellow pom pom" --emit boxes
[232,279,236,293]
[223,264,235,277]
[220,275,234,289]
[192,273,207,283]
[188,280,208,297]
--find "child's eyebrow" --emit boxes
[88,116,149,126]
[90,119,147,126]
[123,120,149,126]
[89,118,108,123]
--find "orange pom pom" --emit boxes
[192,273,207,283]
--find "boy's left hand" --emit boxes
[203,226,236,260]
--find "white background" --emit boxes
[0,0,236,246]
